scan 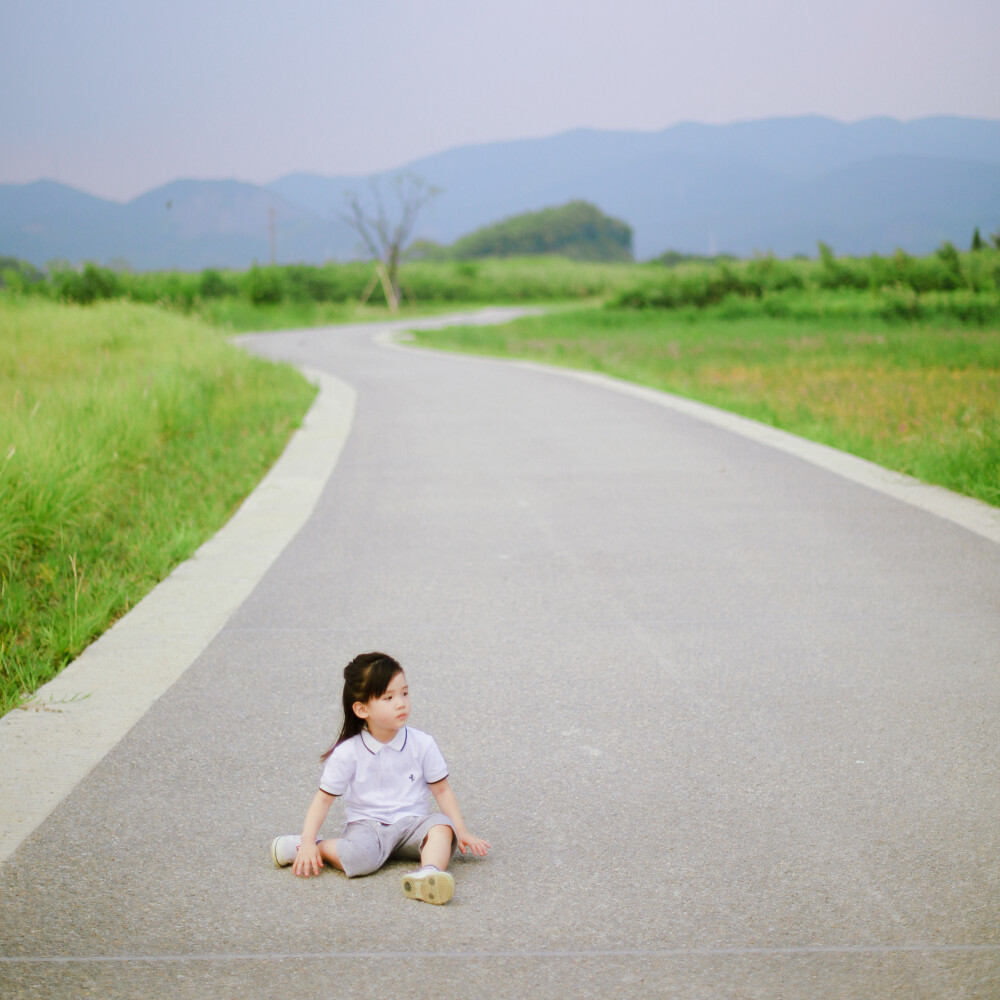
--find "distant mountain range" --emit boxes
[3,115,1000,270]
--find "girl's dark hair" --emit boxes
[320,652,403,760]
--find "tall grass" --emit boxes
[411,308,1000,509]
[4,256,646,327]
[193,297,507,333]
[0,297,316,715]
[6,247,998,330]
[610,246,1000,325]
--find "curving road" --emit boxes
[2,312,998,998]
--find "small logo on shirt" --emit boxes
[408,773,416,782]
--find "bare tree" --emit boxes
[341,173,440,311]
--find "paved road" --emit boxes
[2,314,999,998]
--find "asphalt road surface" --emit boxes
[2,312,998,999]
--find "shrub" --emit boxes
[0,257,45,291]
[244,265,285,305]
[817,243,870,290]
[198,268,233,299]
[875,283,921,322]
[744,254,806,294]
[49,263,122,305]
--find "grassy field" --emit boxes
[9,245,998,325]
[195,297,439,332]
[7,256,642,327]
[3,247,998,711]
[193,296,538,333]
[411,307,1000,509]
[0,297,316,715]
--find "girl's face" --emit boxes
[354,670,410,742]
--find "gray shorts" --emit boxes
[334,814,456,878]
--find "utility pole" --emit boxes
[268,206,276,265]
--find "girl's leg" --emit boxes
[403,824,456,904]
[419,823,455,872]
[318,839,346,872]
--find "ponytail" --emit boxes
[320,652,403,760]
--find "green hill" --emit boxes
[445,201,634,262]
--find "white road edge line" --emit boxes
[1,943,998,963]
[382,331,1000,547]
[4,315,996,863]
[537,365,1000,546]
[0,366,357,864]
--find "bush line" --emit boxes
[3,245,998,327]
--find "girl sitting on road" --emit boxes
[270,651,490,905]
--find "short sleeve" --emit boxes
[319,741,356,795]
[420,734,449,784]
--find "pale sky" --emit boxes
[2,0,999,202]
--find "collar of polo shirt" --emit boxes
[360,726,408,754]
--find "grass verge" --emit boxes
[194,297,485,333]
[0,297,317,715]
[411,307,1000,509]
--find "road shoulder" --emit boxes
[0,367,356,863]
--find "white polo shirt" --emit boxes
[319,727,449,825]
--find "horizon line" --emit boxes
[4,111,999,205]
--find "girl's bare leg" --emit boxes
[420,824,455,871]
[318,839,346,872]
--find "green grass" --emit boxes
[8,249,996,712]
[193,296,530,333]
[7,255,648,319]
[411,307,1000,509]
[0,297,317,715]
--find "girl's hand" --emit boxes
[456,830,491,857]
[292,841,324,877]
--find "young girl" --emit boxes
[270,652,490,905]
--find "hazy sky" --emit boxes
[3,0,999,202]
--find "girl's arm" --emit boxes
[293,789,337,876]
[429,778,491,856]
